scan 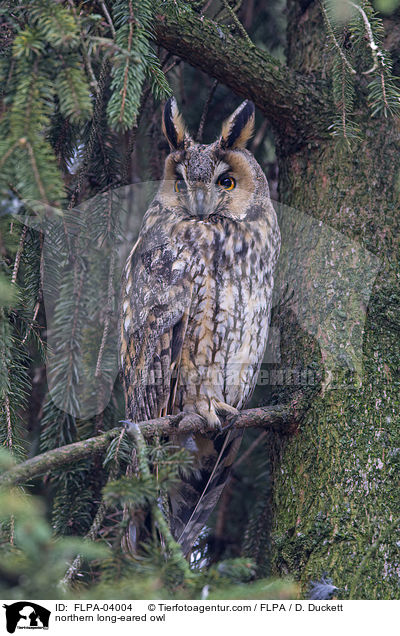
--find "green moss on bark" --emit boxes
[269,3,400,599]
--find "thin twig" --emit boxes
[201,0,214,15]
[221,0,254,47]
[163,58,181,76]
[64,58,109,263]
[68,0,99,93]
[95,203,116,378]
[11,224,28,285]
[25,141,50,207]
[118,0,134,126]
[347,1,381,75]
[69,58,109,209]
[320,2,357,75]
[196,79,218,142]
[4,382,14,546]
[4,395,12,451]
[100,0,116,39]
[21,301,40,345]
[233,430,268,470]
[250,118,268,154]
[0,140,19,171]
[120,83,152,186]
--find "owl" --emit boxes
[120,97,280,555]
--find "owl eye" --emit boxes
[217,174,236,190]
[174,179,187,193]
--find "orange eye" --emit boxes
[217,175,236,190]
[174,179,186,193]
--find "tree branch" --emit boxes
[0,429,120,488]
[154,6,331,146]
[0,394,311,488]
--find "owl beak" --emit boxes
[193,187,207,218]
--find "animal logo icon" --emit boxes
[3,602,50,634]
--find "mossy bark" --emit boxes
[268,0,400,599]
[154,5,331,147]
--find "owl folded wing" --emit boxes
[120,225,192,423]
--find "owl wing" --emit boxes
[120,222,192,422]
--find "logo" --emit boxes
[3,603,50,634]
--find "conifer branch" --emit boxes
[21,301,40,345]
[0,140,20,170]
[347,1,380,74]
[196,79,218,143]
[95,208,116,379]
[320,2,356,75]
[25,141,50,206]
[4,394,12,451]
[67,0,99,92]
[62,426,127,585]
[0,393,312,488]
[0,428,120,487]
[119,0,135,127]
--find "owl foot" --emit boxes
[213,400,239,418]
[173,412,212,434]
[212,401,239,431]
[216,413,240,436]
[173,412,217,453]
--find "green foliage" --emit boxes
[374,0,400,12]
[55,59,93,124]
[322,0,400,145]
[107,0,171,131]
[0,217,33,461]
[0,0,91,204]
[0,273,15,307]
[103,474,157,509]
[0,0,170,206]
[0,441,298,599]
[0,461,109,598]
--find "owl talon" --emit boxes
[175,413,210,434]
[217,413,240,436]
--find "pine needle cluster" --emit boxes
[321,0,400,147]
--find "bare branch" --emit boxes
[0,429,120,488]
[100,0,116,39]
[0,393,312,488]
[196,79,218,142]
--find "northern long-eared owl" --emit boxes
[120,97,281,555]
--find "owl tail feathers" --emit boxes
[168,429,243,556]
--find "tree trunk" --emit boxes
[268,1,400,599]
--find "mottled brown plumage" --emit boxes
[120,98,280,555]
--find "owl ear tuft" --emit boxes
[220,100,255,150]
[162,97,191,150]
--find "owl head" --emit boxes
[159,97,269,221]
